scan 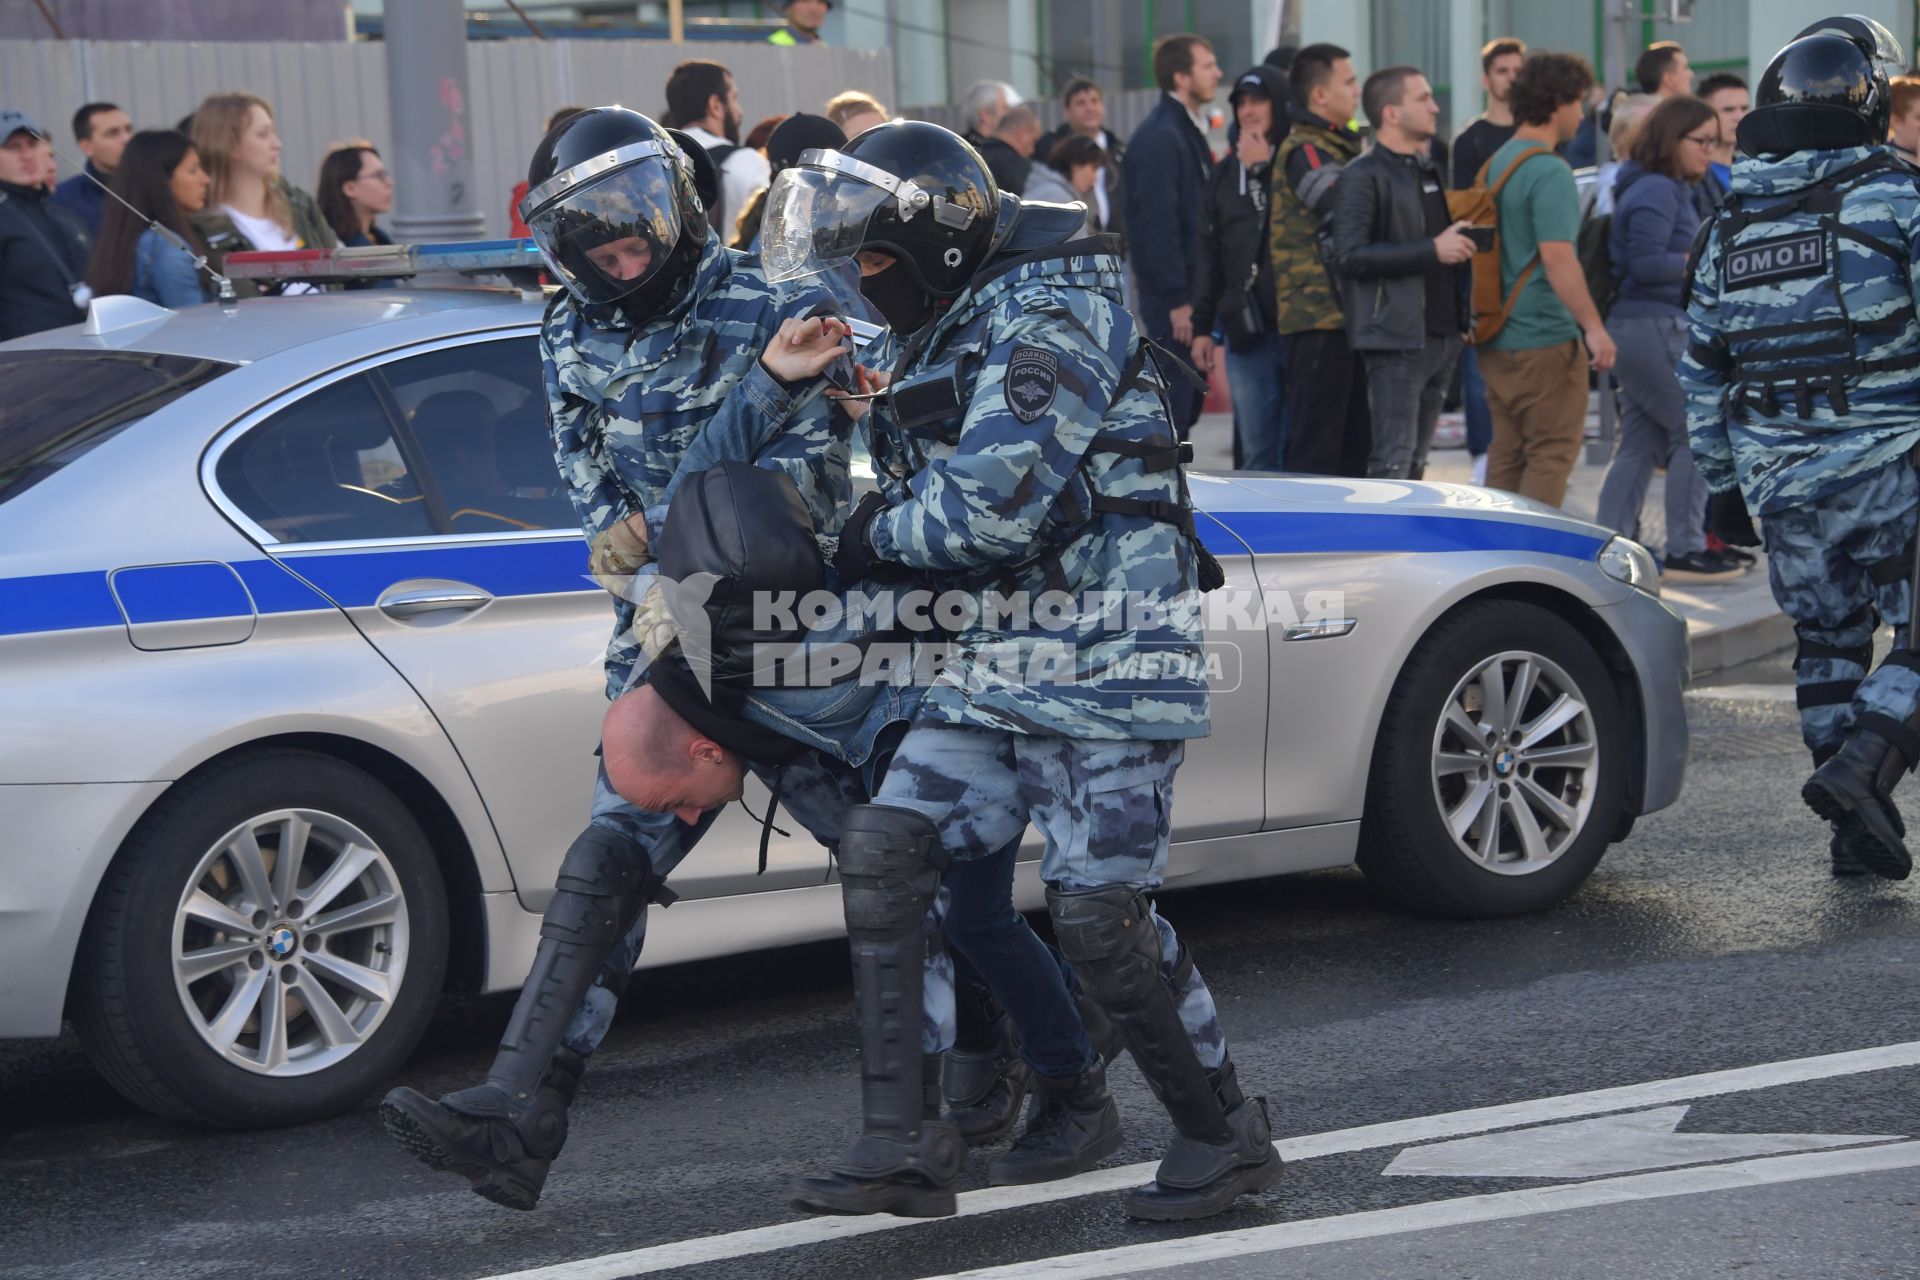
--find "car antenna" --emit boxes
[48,136,238,305]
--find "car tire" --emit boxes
[70,749,448,1128]
[1358,599,1625,918]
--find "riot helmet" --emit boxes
[761,120,997,318]
[519,106,709,313]
[1739,15,1906,156]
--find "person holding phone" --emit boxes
[1329,66,1474,479]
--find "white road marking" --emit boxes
[471,1039,1920,1280]
[1382,1104,1900,1179]
[920,1141,1920,1280]
[1687,683,1796,702]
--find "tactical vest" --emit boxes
[878,248,1224,596]
[1689,151,1920,422]
[1270,117,1361,335]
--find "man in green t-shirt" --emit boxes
[1480,52,1617,507]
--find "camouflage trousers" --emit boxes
[560,748,872,1058]
[556,745,1045,1069]
[1762,460,1920,761]
[876,723,1227,1071]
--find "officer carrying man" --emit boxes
[762,121,1284,1221]
[379,106,1103,1215]
[1681,15,1920,882]
[378,106,873,1208]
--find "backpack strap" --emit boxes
[1477,144,1561,340]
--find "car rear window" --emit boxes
[0,350,232,506]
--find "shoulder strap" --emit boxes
[1484,142,1556,197]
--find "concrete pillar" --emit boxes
[1008,0,1042,101]
[384,0,485,242]
[1747,0,1910,84]
[1447,0,1483,134]
[1298,0,1371,69]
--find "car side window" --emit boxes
[214,374,437,544]
[377,338,572,535]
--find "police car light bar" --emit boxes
[222,238,544,283]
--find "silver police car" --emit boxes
[0,267,1687,1130]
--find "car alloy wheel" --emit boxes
[170,808,410,1077]
[1430,650,1598,875]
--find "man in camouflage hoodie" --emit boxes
[1681,17,1920,882]
[767,121,1282,1223]
[1270,42,1370,476]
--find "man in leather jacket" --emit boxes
[1330,67,1474,480]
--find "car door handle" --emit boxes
[378,586,493,619]
[1283,618,1357,642]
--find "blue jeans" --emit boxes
[1224,331,1289,472]
[1460,346,1492,458]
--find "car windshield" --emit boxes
[0,351,233,507]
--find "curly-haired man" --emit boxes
[1478,51,1617,508]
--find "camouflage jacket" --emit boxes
[862,241,1210,741]
[1270,108,1362,335]
[1680,146,1920,515]
[543,238,852,697]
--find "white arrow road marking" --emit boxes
[1382,1105,1901,1179]
[919,1141,1920,1280]
[471,1039,1920,1280]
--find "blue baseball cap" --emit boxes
[0,109,45,143]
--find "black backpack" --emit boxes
[1577,168,1647,321]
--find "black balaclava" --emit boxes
[858,260,937,333]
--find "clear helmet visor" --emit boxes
[762,166,892,284]
[525,157,683,306]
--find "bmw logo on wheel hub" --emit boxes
[1493,750,1516,778]
[266,926,298,959]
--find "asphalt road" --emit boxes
[4,684,1918,1280]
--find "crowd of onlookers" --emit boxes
[4,22,1906,581]
[1124,32,1792,581]
[0,92,397,336]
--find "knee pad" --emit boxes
[540,826,663,947]
[1045,884,1164,1012]
[837,805,945,935]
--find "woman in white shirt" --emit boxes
[188,92,336,294]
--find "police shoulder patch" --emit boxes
[1005,346,1060,423]
[1723,230,1828,291]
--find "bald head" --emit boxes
[602,684,747,825]
[995,105,1041,156]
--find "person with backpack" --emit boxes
[1594,95,1741,581]
[1681,16,1920,882]
[666,59,769,240]
[1476,52,1617,508]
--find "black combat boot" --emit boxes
[1830,800,1904,876]
[943,1011,1033,1147]
[379,827,663,1209]
[791,1054,966,1217]
[1047,885,1284,1222]
[1803,720,1913,880]
[790,807,966,1218]
[381,1049,584,1210]
[986,1059,1124,1186]
[1121,1058,1284,1221]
